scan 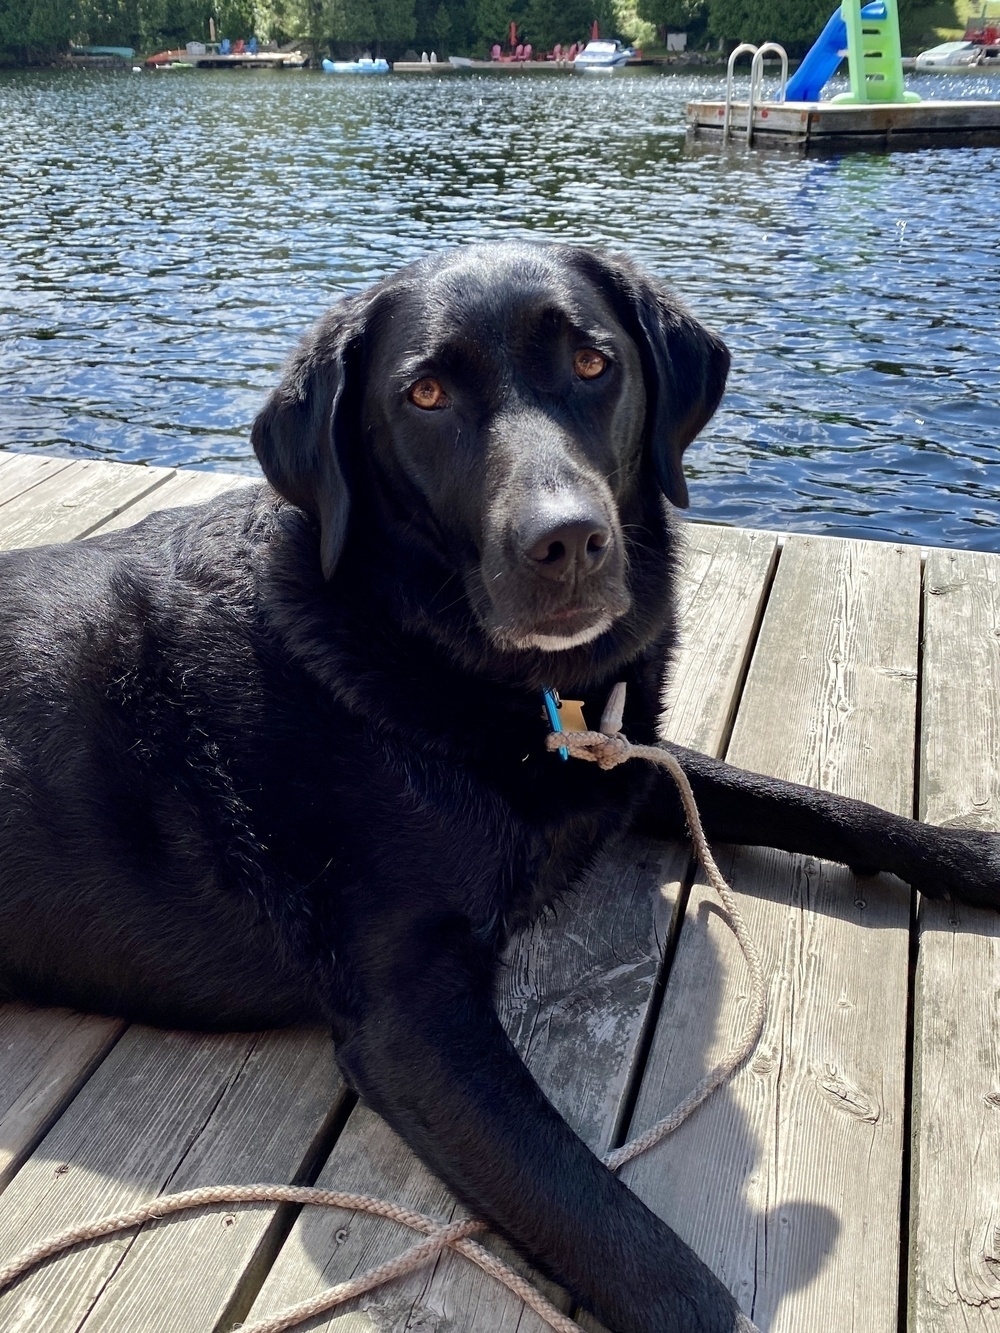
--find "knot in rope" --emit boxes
[545,729,632,768]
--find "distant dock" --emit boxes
[145,46,308,69]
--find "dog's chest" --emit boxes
[244,691,646,946]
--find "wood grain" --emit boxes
[0,1026,346,1333]
[0,458,171,548]
[663,523,778,757]
[0,453,76,512]
[87,467,254,535]
[78,1029,345,1333]
[619,535,921,1333]
[910,547,1000,1331]
[0,1005,123,1195]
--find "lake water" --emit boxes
[1,66,998,549]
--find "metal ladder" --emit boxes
[723,42,789,146]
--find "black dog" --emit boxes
[0,243,996,1333]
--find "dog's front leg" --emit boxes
[333,911,757,1333]
[635,743,999,909]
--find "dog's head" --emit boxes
[252,242,728,674]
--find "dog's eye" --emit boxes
[408,378,448,410]
[573,349,608,381]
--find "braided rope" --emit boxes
[0,686,766,1333]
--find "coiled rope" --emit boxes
[0,684,766,1333]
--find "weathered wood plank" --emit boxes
[0,1005,124,1196]
[619,535,921,1332]
[78,1029,345,1333]
[0,458,172,549]
[87,467,255,536]
[664,523,778,757]
[0,1026,346,1333]
[910,547,1000,1331]
[0,452,76,509]
[243,524,779,1332]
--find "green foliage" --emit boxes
[612,0,656,46]
[0,0,969,62]
[706,0,833,50]
[705,0,966,53]
[0,0,74,56]
[471,0,511,44]
[522,0,615,47]
[898,0,965,51]
[637,0,703,33]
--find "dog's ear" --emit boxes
[251,294,370,579]
[571,249,730,508]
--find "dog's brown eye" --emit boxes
[409,378,448,410]
[573,349,608,380]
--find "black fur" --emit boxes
[0,243,996,1333]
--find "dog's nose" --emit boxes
[525,517,611,581]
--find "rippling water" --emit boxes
[1,67,998,547]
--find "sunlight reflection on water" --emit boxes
[0,66,997,547]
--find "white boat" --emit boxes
[321,56,390,75]
[913,39,996,71]
[572,40,633,72]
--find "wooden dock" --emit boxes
[0,450,997,1333]
[687,97,1000,148]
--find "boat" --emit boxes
[914,38,1000,71]
[69,44,135,59]
[145,48,191,67]
[321,56,390,74]
[572,40,633,72]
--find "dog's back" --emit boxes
[0,490,329,1027]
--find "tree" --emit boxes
[611,0,656,47]
[522,0,613,48]
[336,0,416,44]
[472,0,514,46]
[430,0,449,43]
[705,0,837,49]
[0,0,73,56]
[637,0,705,38]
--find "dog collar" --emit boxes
[542,688,569,761]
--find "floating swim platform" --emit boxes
[687,96,1000,149]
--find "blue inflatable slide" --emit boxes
[784,1,886,101]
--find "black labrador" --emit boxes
[0,242,996,1333]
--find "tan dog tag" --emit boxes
[559,699,587,732]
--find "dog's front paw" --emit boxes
[910,827,1000,911]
